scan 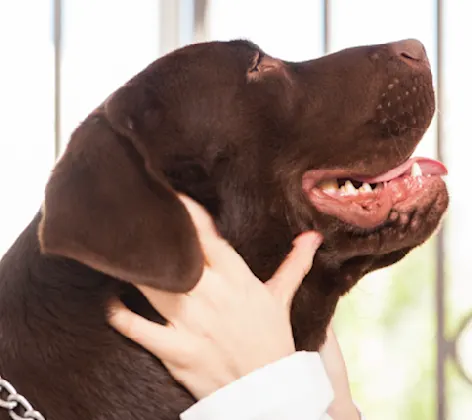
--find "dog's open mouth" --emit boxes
[303,157,448,229]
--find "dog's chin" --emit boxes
[305,185,447,297]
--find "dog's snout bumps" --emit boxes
[374,75,434,136]
[371,39,435,138]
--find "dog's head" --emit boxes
[39,39,448,310]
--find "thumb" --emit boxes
[266,231,323,308]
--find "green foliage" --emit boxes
[335,241,436,419]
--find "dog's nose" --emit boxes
[389,39,430,68]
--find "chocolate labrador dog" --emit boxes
[0,39,448,419]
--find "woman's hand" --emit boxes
[322,324,361,419]
[108,195,322,400]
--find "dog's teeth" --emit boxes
[319,179,338,193]
[359,182,373,193]
[411,162,422,177]
[343,180,358,195]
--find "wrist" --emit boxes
[327,399,360,420]
[240,347,296,380]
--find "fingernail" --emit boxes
[308,232,323,250]
[293,231,323,250]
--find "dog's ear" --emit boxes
[39,82,204,292]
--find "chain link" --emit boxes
[0,376,45,420]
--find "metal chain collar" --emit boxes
[0,376,45,420]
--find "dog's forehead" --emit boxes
[227,39,261,52]
[173,39,261,65]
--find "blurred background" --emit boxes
[0,0,470,418]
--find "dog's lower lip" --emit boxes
[302,157,448,229]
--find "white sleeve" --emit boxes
[180,351,335,420]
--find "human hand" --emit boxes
[321,323,361,420]
[108,195,323,400]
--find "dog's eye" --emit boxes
[249,52,263,73]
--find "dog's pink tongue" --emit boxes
[356,157,448,184]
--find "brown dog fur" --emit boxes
[0,39,448,419]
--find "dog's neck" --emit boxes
[0,212,116,320]
[2,211,345,352]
